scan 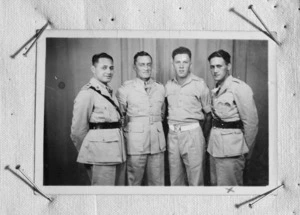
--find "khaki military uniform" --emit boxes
[116,78,166,186]
[70,77,126,186]
[208,75,258,186]
[165,74,211,186]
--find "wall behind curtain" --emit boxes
[44,38,268,185]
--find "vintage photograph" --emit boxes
[35,31,277,194]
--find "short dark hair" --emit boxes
[208,50,231,64]
[172,47,191,59]
[92,53,113,65]
[133,51,152,65]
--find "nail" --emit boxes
[248,183,284,208]
[15,165,53,202]
[23,21,49,57]
[248,5,281,45]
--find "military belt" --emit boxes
[212,119,243,129]
[89,122,122,129]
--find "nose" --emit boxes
[212,67,218,73]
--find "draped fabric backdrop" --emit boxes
[44,38,268,186]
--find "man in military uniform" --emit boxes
[116,51,166,186]
[70,53,126,186]
[165,47,211,186]
[207,49,258,186]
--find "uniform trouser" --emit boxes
[168,126,206,186]
[127,152,165,186]
[85,162,126,186]
[209,155,245,186]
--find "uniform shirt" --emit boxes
[165,73,211,124]
[70,77,126,164]
[208,75,259,157]
[116,78,166,155]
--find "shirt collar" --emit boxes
[136,77,154,86]
[89,77,113,95]
[213,75,233,95]
[172,73,196,86]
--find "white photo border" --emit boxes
[35,30,277,195]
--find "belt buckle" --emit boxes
[174,124,181,132]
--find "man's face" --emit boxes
[172,54,192,79]
[134,56,152,81]
[209,57,231,83]
[92,58,114,84]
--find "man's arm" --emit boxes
[70,90,93,151]
[116,85,128,126]
[199,81,212,142]
[234,83,259,153]
[202,112,212,142]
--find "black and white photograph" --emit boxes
[35,30,277,194]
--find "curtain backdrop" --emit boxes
[44,38,268,185]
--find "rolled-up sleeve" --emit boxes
[234,84,259,150]
[70,90,93,151]
[199,82,211,114]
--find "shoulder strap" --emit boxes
[89,86,122,117]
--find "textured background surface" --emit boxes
[1,0,299,214]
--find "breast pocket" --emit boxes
[84,130,122,163]
[167,92,178,107]
[214,93,235,118]
[91,105,110,121]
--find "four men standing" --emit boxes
[71,48,258,186]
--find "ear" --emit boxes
[91,65,95,74]
[227,63,232,71]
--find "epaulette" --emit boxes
[81,83,92,90]
[232,77,243,84]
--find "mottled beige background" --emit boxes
[1,0,299,214]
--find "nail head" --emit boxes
[248,5,253,9]
[15,165,21,169]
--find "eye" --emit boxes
[110,66,114,70]
[102,66,108,70]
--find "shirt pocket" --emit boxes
[214,93,235,118]
[84,130,122,163]
[180,92,200,109]
[166,92,178,107]
[220,129,249,156]
[91,105,110,122]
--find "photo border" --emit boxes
[35,30,277,195]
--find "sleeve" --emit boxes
[234,83,259,150]
[70,90,93,151]
[160,85,166,120]
[199,81,212,113]
[116,84,128,116]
